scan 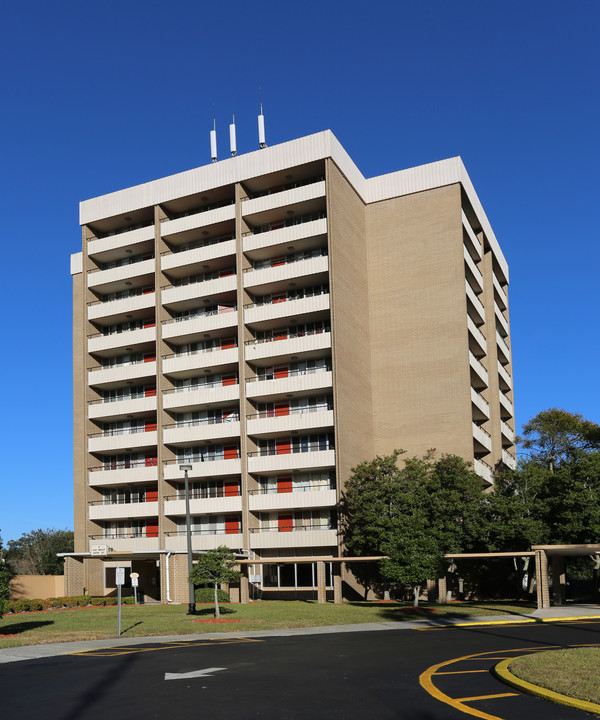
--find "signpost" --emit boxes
[131,572,139,604]
[115,567,125,636]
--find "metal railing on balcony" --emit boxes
[89,459,157,472]
[246,405,332,420]
[162,307,237,325]
[164,415,240,429]
[243,247,328,273]
[88,426,156,438]
[164,528,240,537]
[161,268,236,291]
[162,379,239,394]
[164,488,241,501]
[249,523,334,533]
[168,198,235,221]
[245,366,331,382]
[87,287,155,306]
[242,211,326,237]
[163,452,241,465]
[241,175,325,201]
[160,233,235,256]
[248,443,334,457]
[245,329,330,346]
[248,482,335,495]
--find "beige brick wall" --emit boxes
[366,184,474,462]
[327,160,375,493]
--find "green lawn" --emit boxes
[509,648,600,705]
[0,599,536,649]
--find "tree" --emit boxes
[341,451,489,606]
[188,546,242,618]
[0,534,12,619]
[520,408,600,471]
[6,528,74,575]
[487,463,551,551]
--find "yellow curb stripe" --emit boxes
[457,693,518,702]
[434,669,490,675]
[495,657,600,715]
[451,619,536,628]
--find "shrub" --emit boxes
[195,587,230,604]
[121,596,135,604]
[90,597,106,606]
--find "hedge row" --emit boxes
[195,588,230,603]
[3,595,136,613]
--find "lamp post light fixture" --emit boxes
[179,464,196,614]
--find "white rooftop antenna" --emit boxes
[210,110,217,163]
[258,96,267,149]
[230,113,237,157]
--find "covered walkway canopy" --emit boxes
[447,545,600,609]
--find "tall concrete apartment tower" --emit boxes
[68,131,515,602]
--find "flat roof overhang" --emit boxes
[531,544,600,556]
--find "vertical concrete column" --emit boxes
[437,577,447,604]
[535,550,550,609]
[551,555,566,606]
[316,561,327,604]
[239,568,250,604]
[333,564,342,604]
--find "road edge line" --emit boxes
[494,656,600,715]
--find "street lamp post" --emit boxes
[180,464,196,614]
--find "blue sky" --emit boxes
[1,1,598,542]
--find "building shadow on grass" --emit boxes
[0,620,54,635]
[194,605,236,616]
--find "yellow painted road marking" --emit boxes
[434,669,490,675]
[419,645,563,720]
[457,693,518,702]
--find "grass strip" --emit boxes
[0,599,535,649]
[509,648,600,704]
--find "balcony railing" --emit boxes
[242,211,326,237]
[248,444,334,457]
[89,459,157,472]
[162,343,237,361]
[242,175,325,201]
[249,523,334,533]
[94,220,153,240]
[87,287,155,306]
[164,528,240,537]
[89,498,153,506]
[164,489,241,501]
[164,415,240,429]
[161,268,236,291]
[242,247,328,273]
[162,307,237,325]
[160,233,234,256]
[245,329,330,346]
[163,379,239,394]
[244,289,329,310]
[248,482,335,495]
[168,198,235,221]
[246,367,331,383]
[88,426,156,438]
[247,405,331,420]
[163,452,240,465]
[89,532,158,540]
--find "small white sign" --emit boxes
[91,545,108,556]
[131,577,139,587]
[115,567,125,586]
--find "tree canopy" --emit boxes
[520,408,600,471]
[341,451,488,605]
[6,528,74,575]
[188,546,242,618]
